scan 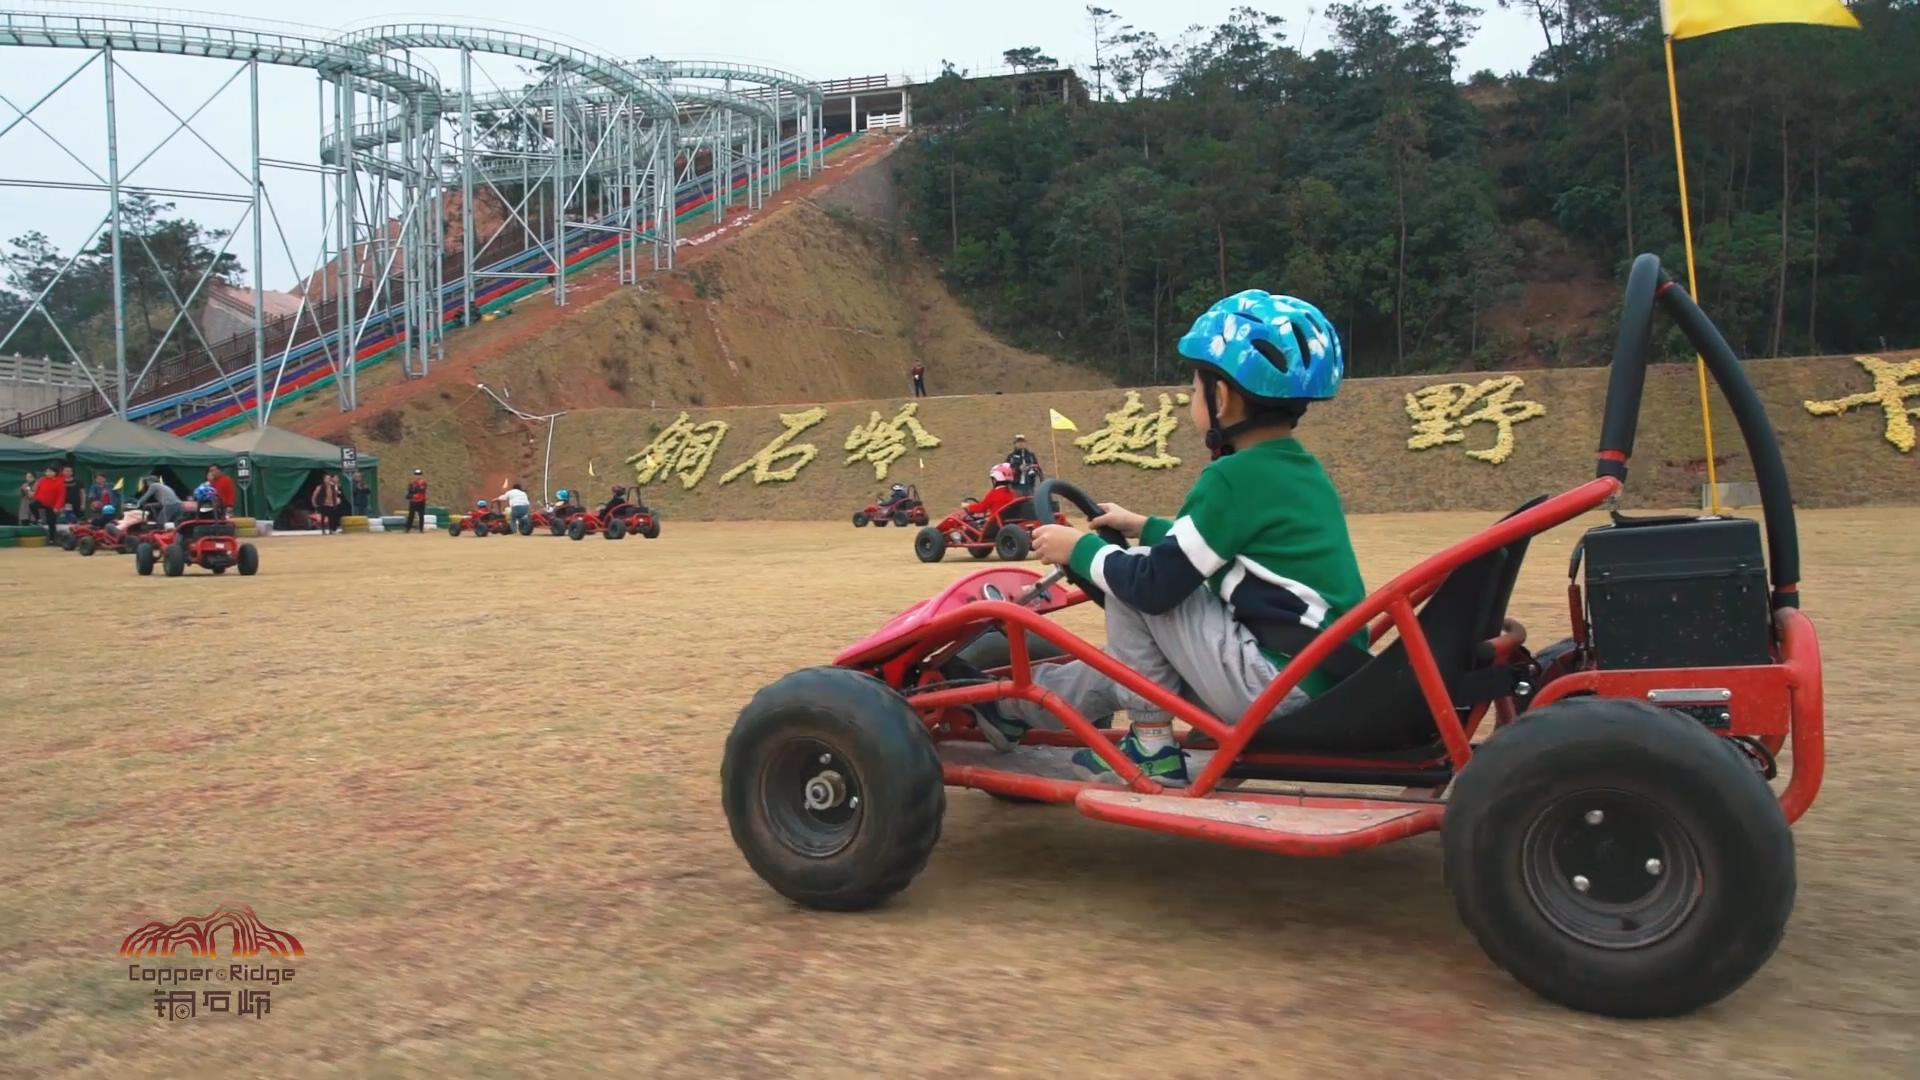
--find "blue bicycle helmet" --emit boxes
[1177,291,1344,457]
[475,499,490,510]
[192,482,218,504]
[555,488,570,501]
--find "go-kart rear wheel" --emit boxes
[852,511,869,527]
[449,521,463,537]
[913,526,946,563]
[77,535,96,557]
[568,519,587,541]
[890,510,910,527]
[640,519,660,539]
[59,531,76,551]
[994,524,1031,561]
[1443,697,1794,1018]
[549,520,566,536]
[238,543,259,576]
[474,519,489,537]
[518,516,534,536]
[968,546,992,560]
[135,542,155,576]
[723,667,945,911]
[606,517,626,540]
[163,542,187,578]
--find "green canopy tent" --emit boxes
[1,432,60,525]
[206,425,378,522]
[34,415,236,508]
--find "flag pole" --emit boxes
[1664,34,1724,514]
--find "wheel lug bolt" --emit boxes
[1584,810,1604,825]
[849,796,860,809]
[1572,874,1591,893]
[818,753,831,764]
[1645,858,1663,876]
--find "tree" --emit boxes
[1001,46,1058,72]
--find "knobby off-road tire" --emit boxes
[77,535,96,556]
[59,531,77,551]
[135,542,155,576]
[723,667,945,911]
[568,519,587,541]
[163,542,187,577]
[550,521,566,536]
[640,519,660,539]
[449,521,463,537]
[1443,697,1794,1018]
[914,526,946,563]
[518,516,534,536]
[891,510,910,527]
[994,524,1031,562]
[852,512,869,527]
[606,517,626,540]
[474,519,490,537]
[238,543,259,576]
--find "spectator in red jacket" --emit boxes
[31,466,65,542]
[206,466,238,514]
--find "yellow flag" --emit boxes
[1049,408,1078,432]
[588,460,597,477]
[112,477,124,492]
[1661,0,1858,38]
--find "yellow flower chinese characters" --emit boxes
[626,412,731,490]
[1803,356,1920,453]
[1075,390,1188,469]
[844,402,941,480]
[721,407,829,485]
[1405,376,1546,465]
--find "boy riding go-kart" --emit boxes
[853,483,929,528]
[449,499,510,537]
[721,258,1822,1020]
[553,485,660,541]
[913,464,1066,562]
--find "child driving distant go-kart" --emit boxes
[963,464,1024,526]
[550,488,580,519]
[960,292,1367,785]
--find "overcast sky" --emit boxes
[0,0,1550,297]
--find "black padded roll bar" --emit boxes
[1596,253,1801,608]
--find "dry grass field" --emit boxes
[2,509,1916,1078]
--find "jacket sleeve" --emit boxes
[1065,469,1248,615]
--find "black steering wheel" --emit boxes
[1032,479,1128,606]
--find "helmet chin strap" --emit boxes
[1199,372,1256,459]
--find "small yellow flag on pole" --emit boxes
[588,460,597,478]
[112,477,124,492]
[1661,0,1859,39]
[1049,408,1078,433]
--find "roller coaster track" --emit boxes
[0,3,837,436]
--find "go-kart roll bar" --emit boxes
[1601,253,1801,607]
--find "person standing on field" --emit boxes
[910,361,927,398]
[1006,435,1042,496]
[405,469,428,532]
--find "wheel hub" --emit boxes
[804,768,848,811]
[761,739,864,858]
[1522,789,1702,949]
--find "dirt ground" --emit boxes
[2,508,1916,1077]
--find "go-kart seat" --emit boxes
[177,516,236,541]
[1241,495,1547,756]
[999,497,1042,524]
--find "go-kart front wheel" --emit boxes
[606,517,626,540]
[852,511,869,527]
[913,526,946,563]
[135,542,156,576]
[568,519,587,541]
[449,521,462,537]
[163,542,187,578]
[77,535,96,557]
[994,524,1031,561]
[1443,697,1794,1018]
[890,510,910,527]
[640,518,660,539]
[722,667,945,911]
[238,543,259,576]
[518,517,534,536]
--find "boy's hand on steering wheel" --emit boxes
[1030,524,1084,567]
[1089,502,1146,539]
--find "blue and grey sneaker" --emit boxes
[939,658,1028,752]
[1071,731,1189,786]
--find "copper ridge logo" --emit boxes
[118,905,305,960]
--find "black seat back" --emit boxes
[1245,497,1544,755]
[999,497,1040,523]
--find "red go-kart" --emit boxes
[852,487,929,528]
[66,510,171,556]
[136,512,258,577]
[558,503,660,541]
[449,506,511,537]
[913,496,1067,563]
[721,255,1822,1020]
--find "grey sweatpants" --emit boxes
[1001,588,1311,731]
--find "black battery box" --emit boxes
[1581,516,1773,670]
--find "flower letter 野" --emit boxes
[626,412,731,490]
[1405,376,1547,465]
[720,407,830,485]
[1803,355,1920,453]
[1075,390,1187,469]
[844,402,942,480]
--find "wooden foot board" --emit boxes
[1075,790,1443,854]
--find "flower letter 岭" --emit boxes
[844,402,941,480]
[1075,390,1186,469]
